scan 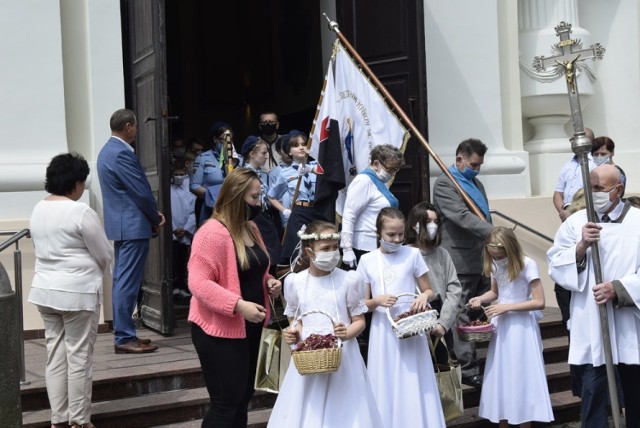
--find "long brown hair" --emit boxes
[213,168,264,270]
[405,202,442,250]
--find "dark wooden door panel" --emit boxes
[337,0,429,210]
[124,0,173,334]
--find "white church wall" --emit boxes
[424,0,530,200]
[0,0,124,330]
[580,0,640,194]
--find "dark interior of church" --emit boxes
[164,0,325,149]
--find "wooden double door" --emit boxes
[121,0,429,333]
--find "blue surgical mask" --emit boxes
[593,155,611,166]
[461,166,479,180]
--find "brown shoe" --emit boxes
[114,339,158,354]
[136,337,152,345]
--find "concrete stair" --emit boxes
[21,309,579,427]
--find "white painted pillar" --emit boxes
[424,0,529,199]
[518,0,600,195]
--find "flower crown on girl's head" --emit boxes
[297,225,341,241]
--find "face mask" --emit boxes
[593,156,611,166]
[375,168,393,183]
[413,222,420,235]
[172,175,187,186]
[460,165,479,180]
[246,203,261,221]
[427,223,438,240]
[260,124,277,136]
[310,249,341,272]
[173,148,186,158]
[593,189,616,215]
[493,257,509,269]
[379,238,402,253]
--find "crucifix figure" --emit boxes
[532,21,605,134]
[533,21,621,428]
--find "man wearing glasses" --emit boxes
[433,138,494,388]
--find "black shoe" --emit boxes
[462,374,483,388]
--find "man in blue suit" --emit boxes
[97,109,165,354]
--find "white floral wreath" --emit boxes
[297,225,341,241]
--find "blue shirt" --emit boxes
[190,149,224,192]
[268,160,317,203]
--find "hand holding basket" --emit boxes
[456,308,495,342]
[290,310,342,375]
[386,293,439,339]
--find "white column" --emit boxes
[518,0,599,195]
[0,0,68,193]
[424,0,529,199]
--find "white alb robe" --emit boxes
[547,207,640,366]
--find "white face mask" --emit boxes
[427,223,438,240]
[375,168,393,183]
[593,155,611,166]
[173,175,187,186]
[413,222,420,235]
[593,188,617,215]
[493,257,509,269]
[310,249,341,272]
[379,239,403,253]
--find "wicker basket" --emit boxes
[456,323,495,342]
[291,310,342,375]
[386,293,439,339]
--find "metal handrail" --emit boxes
[0,229,31,385]
[490,210,554,244]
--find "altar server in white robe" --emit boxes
[547,164,640,428]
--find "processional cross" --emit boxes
[533,21,621,428]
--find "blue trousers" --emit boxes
[112,239,149,345]
[575,364,609,428]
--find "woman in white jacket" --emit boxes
[29,153,112,428]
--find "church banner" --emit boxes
[309,41,410,218]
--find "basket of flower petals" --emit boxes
[386,293,439,339]
[291,310,342,375]
[456,320,495,342]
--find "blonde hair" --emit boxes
[568,188,586,214]
[482,227,524,282]
[213,168,265,270]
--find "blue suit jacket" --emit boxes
[97,137,160,241]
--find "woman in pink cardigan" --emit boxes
[188,168,282,427]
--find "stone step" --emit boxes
[23,387,276,428]
[21,309,575,426]
[155,389,582,428]
[22,359,574,427]
[20,334,569,413]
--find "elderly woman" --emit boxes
[28,153,112,428]
[405,202,462,356]
[340,144,404,267]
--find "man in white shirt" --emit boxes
[548,164,640,428]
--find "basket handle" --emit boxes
[384,293,419,329]
[291,309,343,347]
